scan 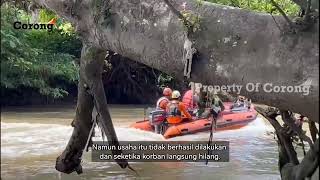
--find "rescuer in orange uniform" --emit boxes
[156,87,172,110]
[182,89,199,111]
[166,90,192,124]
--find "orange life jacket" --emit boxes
[166,100,192,124]
[182,90,198,110]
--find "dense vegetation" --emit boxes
[0,0,300,105]
[1,4,81,105]
[207,0,299,15]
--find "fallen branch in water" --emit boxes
[255,105,319,180]
[280,110,314,151]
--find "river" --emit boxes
[1,105,280,180]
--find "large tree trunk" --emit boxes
[34,0,319,122]
[255,106,319,180]
[80,44,128,169]
[55,60,94,174]
[55,43,128,174]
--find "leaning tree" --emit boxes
[27,0,319,179]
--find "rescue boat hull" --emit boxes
[130,103,258,139]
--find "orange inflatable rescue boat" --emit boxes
[130,102,258,139]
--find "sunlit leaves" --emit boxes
[39,9,56,23]
[157,73,174,89]
[1,4,81,98]
[207,0,299,16]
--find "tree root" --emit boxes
[255,105,319,180]
[271,0,318,33]
[270,0,294,28]
[280,110,314,151]
[308,120,318,143]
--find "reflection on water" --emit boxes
[1,105,280,180]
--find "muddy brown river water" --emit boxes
[1,105,281,180]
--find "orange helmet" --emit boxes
[163,87,172,96]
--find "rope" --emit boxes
[206,114,216,165]
[84,114,97,152]
[191,86,194,111]
[91,98,139,175]
[205,91,218,165]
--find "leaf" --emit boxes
[9,41,16,48]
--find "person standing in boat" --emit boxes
[166,90,192,124]
[197,90,225,119]
[156,87,172,110]
[211,92,225,118]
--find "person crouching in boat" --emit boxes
[234,95,246,108]
[166,90,192,124]
[156,87,172,110]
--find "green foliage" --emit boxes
[180,0,204,33]
[26,26,82,58]
[39,9,76,35]
[58,22,75,35]
[206,0,299,16]
[182,11,202,32]
[180,0,299,33]
[157,73,174,89]
[1,4,81,99]
[39,9,56,23]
